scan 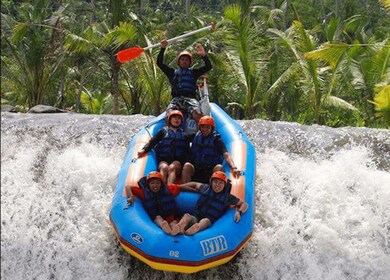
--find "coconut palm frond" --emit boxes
[221,3,267,118]
[1,12,16,31]
[325,17,342,42]
[380,0,390,12]
[343,15,366,34]
[224,49,247,89]
[104,22,137,50]
[358,39,390,90]
[325,57,352,95]
[84,25,104,43]
[267,63,300,95]
[224,6,263,61]
[291,20,316,53]
[370,40,390,81]
[324,95,358,110]
[369,85,390,125]
[267,28,304,65]
[371,85,390,111]
[11,22,29,44]
[267,8,284,26]
[348,59,366,90]
[269,25,321,101]
[223,4,241,27]
[305,43,349,68]
[64,33,93,54]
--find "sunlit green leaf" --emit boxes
[305,43,349,68]
[380,0,390,12]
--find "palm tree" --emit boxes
[63,9,138,114]
[66,0,141,115]
[107,0,130,114]
[1,0,67,110]
[120,50,169,115]
[267,17,360,125]
[219,2,268,119]
[304,17,390,126]
[63,24,110,112]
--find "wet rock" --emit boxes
[1,105,18,112]
[28,105,68,113]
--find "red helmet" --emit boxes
[177,50,192,64]
[166,110,183,124]
[210,171,227,184]
[198,116,215,127]
[147,171,165,183]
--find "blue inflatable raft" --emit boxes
[110,103,256,273]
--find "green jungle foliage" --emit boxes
[1,0,389,128]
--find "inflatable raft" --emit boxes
[110,103,256,273]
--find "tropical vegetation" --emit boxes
[1,0,389,128]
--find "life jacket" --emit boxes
[195,182,232,223]
[155,126,188,163]
[171,68,197,98]
[190,131,224,168]
[138,176,177,220]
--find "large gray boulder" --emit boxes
[1,105,18,112]
[28,105,68,113]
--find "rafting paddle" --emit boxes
[199,76,211,115]
[117,22,215,63]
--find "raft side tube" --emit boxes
[109,103,256,273]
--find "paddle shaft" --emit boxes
[203,77,209,99]
[143,23,215,51]
[200,76,211,115]
[117,23,215,63]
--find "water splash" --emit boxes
[2,112,390,280]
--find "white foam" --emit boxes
[1,114,389,279]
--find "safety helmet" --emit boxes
[166,110,183,124]
[210,171,228,184]
[147,171,165,183]
[198,115,215,127]
[177,50,192,64]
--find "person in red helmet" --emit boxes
[138,110,192,184]
[157,39,212,123]
[125,171,182,235]
[172,171,248,235]
[181,115,241,184]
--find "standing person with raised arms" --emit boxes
[157,39,212,124]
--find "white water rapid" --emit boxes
[1,112,389,280]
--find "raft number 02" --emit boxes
[169,250,179,257]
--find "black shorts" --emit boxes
[192,167,213,183]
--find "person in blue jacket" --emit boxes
[157,39,212,123]
[125,171,181,236]
[172,171,248,235]
[181,115,241,184]
[138,110,191,184]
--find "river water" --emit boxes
[1,112,389,280]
